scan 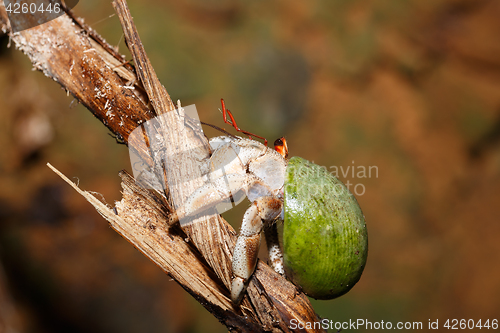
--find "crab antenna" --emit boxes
[274,137,288,158]
[220,99,268,146]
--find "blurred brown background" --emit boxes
[1,0,499,332]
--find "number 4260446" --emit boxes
[444,319,498,330]
[5,2,61,14]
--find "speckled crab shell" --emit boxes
[283,157,368,299]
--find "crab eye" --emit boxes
[274,137,288,159]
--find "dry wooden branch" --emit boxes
[0,1,325,331]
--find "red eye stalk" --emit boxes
[220,99,268,146]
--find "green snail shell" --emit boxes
[283,156,368,299]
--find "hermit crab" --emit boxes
[168,100,368,304]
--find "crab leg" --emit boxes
[231,196,282,304]
[171,173,247,224]
[172,173,273,224]
[168,171,283,304]
[264,221,285,275]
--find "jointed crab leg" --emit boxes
[231,196,282,304]
[264,221,285,275]
[174,173,266,221]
